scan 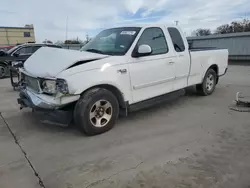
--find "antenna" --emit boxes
[175,20,179,26]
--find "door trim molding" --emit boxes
[175,75,188,80]
[129,56,176,64]
[133,77,175,90]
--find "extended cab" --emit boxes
[17,24,228,135]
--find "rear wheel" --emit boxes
[74,88,119,136]
[196,69,217,96]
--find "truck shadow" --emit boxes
[16,110,84,137]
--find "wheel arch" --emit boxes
[0,61,8,66]
[80,84,127,109]
[208,64,219,84]
[202,64,219,84]
[209,64,219,75]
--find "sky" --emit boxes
[1,0,250,42]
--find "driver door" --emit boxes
[128,27,176,103]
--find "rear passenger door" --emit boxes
[168,27,190,90]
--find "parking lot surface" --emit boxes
[0,65,250,188]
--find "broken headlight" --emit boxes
[56,79,69,94]
[41,80,57,94]
[41,79,69,95]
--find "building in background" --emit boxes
[0,24,35,46]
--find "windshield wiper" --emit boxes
[85,49,104,54]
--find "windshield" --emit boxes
[81,27,141,55]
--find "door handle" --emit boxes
[169,61,175,64]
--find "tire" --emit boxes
[74,88,119,136]
[196,69,217,96]
[0,63,7,79]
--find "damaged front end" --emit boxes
[17,70,80,125]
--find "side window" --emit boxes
[16,47,33,55]
[136,27,168,55]
[168,27,185,52]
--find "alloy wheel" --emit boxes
[89,100,113,127]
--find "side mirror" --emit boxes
[136,44,152,57]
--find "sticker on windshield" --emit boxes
[120,31,136,35]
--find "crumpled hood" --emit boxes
[24,47,109,78]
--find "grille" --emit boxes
[24,75,41,93]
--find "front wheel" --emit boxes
[0,63,7,79]
[74,88,119,136]
[196,69,217,96]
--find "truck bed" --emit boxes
[187,48,228,86]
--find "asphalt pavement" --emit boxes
[0,65,250,188]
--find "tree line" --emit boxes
[193,18,250,36]
[49,34,91,45]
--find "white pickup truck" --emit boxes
[18,24,228,135]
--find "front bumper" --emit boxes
[17,89,78,126]
[17,89,80,110]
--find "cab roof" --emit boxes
[114,23,178,29]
